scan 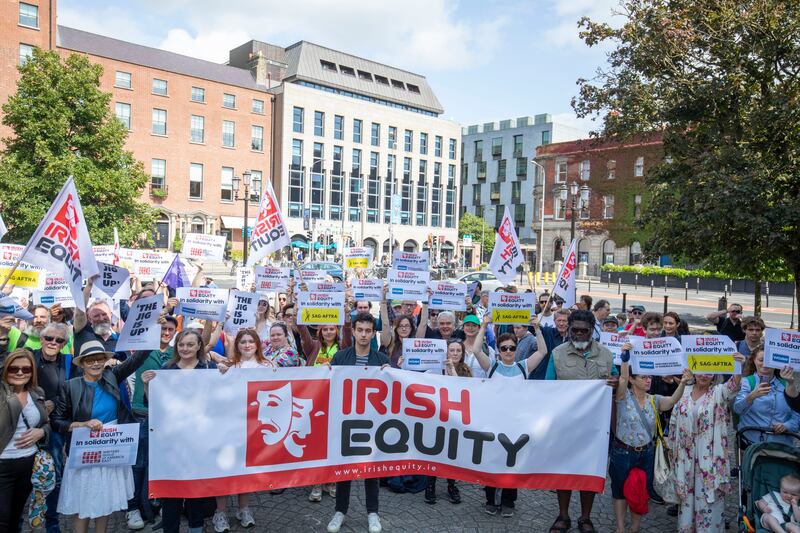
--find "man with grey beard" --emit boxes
[22,305,52,350]
[73,279,119,357]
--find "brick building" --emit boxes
[533,133,664,274]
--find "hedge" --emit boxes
[600,264,792,282]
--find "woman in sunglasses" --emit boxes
[0,348,50,533]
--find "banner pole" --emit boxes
[0,257,23,293]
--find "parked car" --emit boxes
[297,261,344,282]
[450,271,504,292]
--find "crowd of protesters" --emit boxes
[1,263,798,533]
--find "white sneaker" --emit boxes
[309,485,323,502]
[368,512,382,533]
[325,482,337,497]
[212,511,230,533]
[327,511,345,533]
[236,507,255,528]
[126,510,145,530]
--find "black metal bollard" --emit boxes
[650,280,654,298]
[622,292,627,312]
[664,295,669,313]
[618,277,622,295]
[685,282,688,301]
[766,282,770,308]
[634,274,638,291]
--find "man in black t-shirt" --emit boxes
[705,303,745,342]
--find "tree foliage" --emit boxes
[573,0,800,294]
[0,48,155,246]
[458,212,495,255]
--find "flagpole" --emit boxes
[0,257,23,292]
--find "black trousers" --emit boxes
[161,497,205,533]
[485,486,517,507]
[335,479,379,514]
[426,476,455,489]
[0,455,35,533]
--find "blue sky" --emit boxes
[58,0,620,133]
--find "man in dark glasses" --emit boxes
[705,302,746,342]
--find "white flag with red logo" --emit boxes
[113,227,120,265]
[17,177,99,310]
[552,238,577,308]
[247,179,289,267]
[488,206,523,285]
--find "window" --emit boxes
[391,79,405,89]
[152,79,167,96]
[339,65,355,76]
[516,157,527,177]
[580,159,591,180]
[491,137,502,157]
[289,140,304,218]
[431,187,441,227]
[554,194,565,219]
[449,138,457,159]
[445,174,455,228]
[495,207,504,228]
[252,99,264,114]
[353,119,362,143]
[607,159,616,180]
[420,133,428,155]
[367,152,380,223]
[375,75,390,85]
[115,102,131,130]
[556,160,567,182]
[435,136,442,157]
[461,163,468,184]
[311,142,324,219]
[19,3,38,27]
[541,130,551,145]
[19,43,34,65]
[473,139,483,161]
[603,195,615,219]
[151,108,167,135]
[221,167,234,202]
[383,155,395,224]
[151,159,166,189]
[358,70,373,81]
[511,181,521,203]
[190,115,204,143]
[222,120,235,147]
[330,146,344,220]
[189,163,203,199]
[349,149,363,222]
[498,159,507,181]
[388,126,397,149]
[407,83,420,94]
[334,115,344,140]
[514,204,526,226]
[634,194,642,219]
[320,60,337,72]
[404,130,413,152]
[289,107,303,134]
[314,111,324,136]
[371,122,380,147]
[222,93,236,109]
[634,156,644,177]
[251,125,264,151]
[477,161,487,180]
[190,217,204,234]
[191,86,205,103]
[249,170,262,203]
[513,135,523,157]
[581,190,591,219]
[115,71,132,89]
[400,157,411,225]
[490,182,501,201]
[416,160,428,226]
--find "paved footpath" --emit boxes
[29,475,741,532]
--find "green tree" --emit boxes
[458,212,495,261]
[0,48,155,246]
[574,0,800,319]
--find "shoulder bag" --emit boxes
[650,395,678,503]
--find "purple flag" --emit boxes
[161,253,190,289]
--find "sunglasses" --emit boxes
[570,327,591,334]
[7,365,33,375]
[43,335,66,344]
[0,337,8,344]
[499,345,517,352]
[730,309,742,314]
[83,358,106,366]
[539,300,548,305]
[630,310,643,315]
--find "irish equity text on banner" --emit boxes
[427,282,467,311]
[352,279,383,301]
[297,291,344,325]
[388,269,429,299]
[176,287,229,322]
[764,328,800,371]
[488,293,534,325]
[401,339,446,371]
[599,332,629,366]
[148,367,611,498]
[68,423,139,469]
[630,336,685,376]
[681,335,740,374]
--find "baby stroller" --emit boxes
[736,426,800,533]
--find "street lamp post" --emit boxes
[559,181,590,245]
[232,170,252,265]
[531,160,546,274]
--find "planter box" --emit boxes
[600,271,795,297]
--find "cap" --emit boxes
[603,316,620,325]
[463,315,480,326]
[629,305,646,312]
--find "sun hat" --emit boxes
[72,340,113,366]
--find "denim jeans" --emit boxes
[609,443,655,500]
[44,431,65,533]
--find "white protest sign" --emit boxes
[176,287,229,321]
[402,338,447,371]
[599,332,628,366]
[67,423,139,469]
[392,250,429,272]
[225,290,259,334]
[296,269,327,283]
[0,296,33,320]
[630,336,685,376]
[116,294,163,352]
[428,282,468,311]
[182,233,227,262]
[297,291,345,325]
[388,269,429,299]
[306,282,345,294]
[92,245,115,264]
[343,247,373,270]
[0,243,46,290]
[352,279,383,301]
[488,292,535,325]
[237,266,255,291]
[33,275,76,308]
[94,262,131,300]
[681,335,740,375]
[130,250,174,280]
[764,329,800,371]
[254,266,289,292]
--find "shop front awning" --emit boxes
[220,216,256,229]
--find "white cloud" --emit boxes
[159,28,252,64]
[544,0,621,49]
[58,4,155,46]
[551,112,596,137]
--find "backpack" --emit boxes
[488,361,527,379]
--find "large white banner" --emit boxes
[148,367,611,498]
[388,269,429,299]
[488,206,523,285]
[764,329,800,371]
[182,233,227,262]
[176,287,229,322]
[247,180,290,267]
[17,177,99,310]
[116,294,163,352]
[681,335,740,375]
[552,239,577,309]
[630,336,685,376]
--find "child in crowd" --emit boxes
[756,474,800,533]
